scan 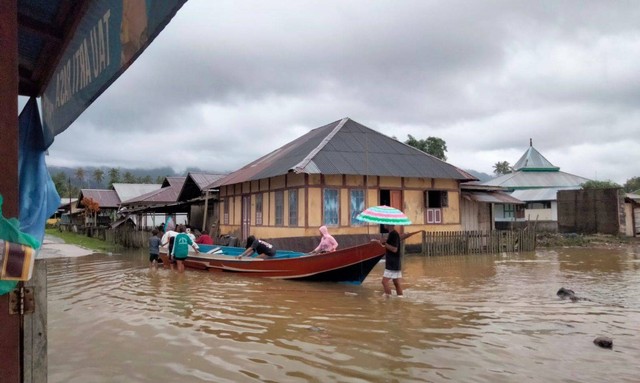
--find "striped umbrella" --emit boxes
[356,205,412,225]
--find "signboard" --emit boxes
[41,0,187,148]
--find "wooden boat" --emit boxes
[180,241,386,284]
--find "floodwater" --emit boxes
[47,244,640,383]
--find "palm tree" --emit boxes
[74,167,85,187]
[123,171,136,183]
[93,169,104,188]
[493,161,512,175]
[108,168,120,188]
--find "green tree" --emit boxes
[51,172,69,197]
[623,176,640,193]
[108,168,120,188]
[141,175,153,184]
[68,184,80,199]
[155,176,165,184]
[404,135,447,161]
[581,180,621,189]
[93,168,104,188]
[74,167,85,188]
[123,171,137,183]
[493,161,512,175]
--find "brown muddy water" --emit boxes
[47,245,640,383]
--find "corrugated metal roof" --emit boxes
[462,191,524,204]
[626,193,640,203]
[513,144,559,171]
[192,173,226,190]
[79,189,120,208]
[122,177,186,205]
[112,183,162,203]
[214,118,476,187]
[58,198,78,208]
[177,173,226,201]
[482,171,589,189]
[510,187,580,202]
[461,183,508,192]
[162,177,185,188]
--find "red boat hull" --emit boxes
[183,241,386,284]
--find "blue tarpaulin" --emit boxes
[18,97,60,246]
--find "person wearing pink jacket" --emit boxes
[309,226,339,255]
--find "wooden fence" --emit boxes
[105,226,149,249]
[103,227,536,256]
[420,228,536,256]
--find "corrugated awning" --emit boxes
[510,187,578,202]
[462,191,524,204]
[626,193,640,203]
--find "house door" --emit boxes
[241,195,251,241]
[390,190,402,211]
[390,190,404,234]
[379,189,403,233]
[634,206,640,236]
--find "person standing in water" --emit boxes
[376,225,422,297]
[148,229,161,268]
[171,225,199,273]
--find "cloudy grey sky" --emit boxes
[45,0,640,184]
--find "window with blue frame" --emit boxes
[350,189,365,225]
[323,188,339,226]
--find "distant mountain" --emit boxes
[465,169,493,182]
[50,164,489,187]
[47,166,225,189]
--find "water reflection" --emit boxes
[47,245,640,382]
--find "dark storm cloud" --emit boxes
[47,0,640,183]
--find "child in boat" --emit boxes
[308,226,338,255]
[238,235,276,259]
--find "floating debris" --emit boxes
[593,336,613,349]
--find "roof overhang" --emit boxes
[462,191,524,204]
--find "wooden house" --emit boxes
[176,172,227,233]
[212,118,477,248]
[119,177,188,230]
[623,192,640,237]
[76,183,161,228]
[76,189,121,227]
[460,183,524,231]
